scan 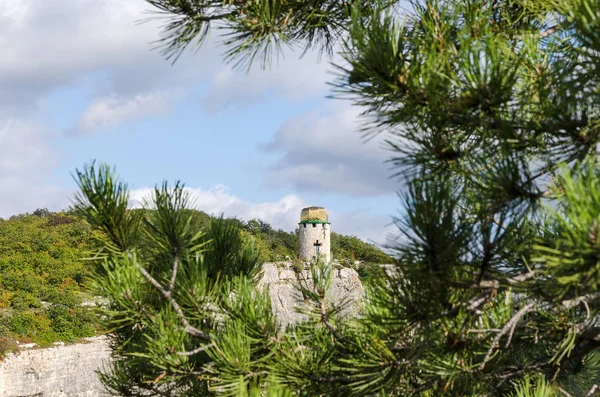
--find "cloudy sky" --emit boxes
[0,0,403,244]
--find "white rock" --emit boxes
[259,262,364,328]
[0,336,111,396]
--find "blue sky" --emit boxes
[0,0,403,244]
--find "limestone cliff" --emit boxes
[0,336,111,397]
[259,262,364,328]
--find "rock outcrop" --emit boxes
[259,262,364,328]
[0,336,110,397]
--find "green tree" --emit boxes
[74,163,276,395]
[81,0,600,395]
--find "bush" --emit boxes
[8,311,57,346]
[10,291,42,311]
[356,262,387,286]
[0,337,18,359]
[47,305,96,342]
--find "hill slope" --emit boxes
[0,208,393,352]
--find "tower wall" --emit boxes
[298,222,331,263]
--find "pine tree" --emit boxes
[74,0,600,395]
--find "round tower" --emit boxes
[298,206,331,263]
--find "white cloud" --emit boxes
[130,185,395,244]
[262,101,398,196]
[71,90,179,135]
[0,119,71,217]
[202,51,334,112]
[0,0,334,118]
[0,0,163,112]
[130,185,305,232]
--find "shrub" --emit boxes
[10,291,42,311]
[47,305,96,342]
[0,337,18,359]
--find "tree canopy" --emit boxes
[71,0,600,395]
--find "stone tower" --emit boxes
[298,206,331,263]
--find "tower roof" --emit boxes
[300,206,328,223]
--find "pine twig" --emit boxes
[177,342,216,356]
[586,384,598,397]
[561,292,600,310]
[558,387,573,397]
[320,293,344,342]
[450,270,537,289]
[504,319,523,348]
[583,300,591,320]
[468,329,502,334]
[168,253,179,294]
[136,261,210,341]
[480,303,536,370]
[552,365,561,382]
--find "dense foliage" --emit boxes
[74,0,600,395]
[0,207,389,358]
[0,211,97,352]
[134,209,392,265]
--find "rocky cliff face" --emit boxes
[259,262,364,328]
[0,263,364,396]
[0,336,111,397]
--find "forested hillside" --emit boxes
[0,210,97,355]
[158,211,393,264]
[0,208,392,354]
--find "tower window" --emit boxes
[314,240,321,256]
[312,223,316,228]
[303,223,306,228]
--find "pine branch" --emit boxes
[439,292,492,321]
[177,342,216,356]
[451,270,537,290]
[494,363,548,384]
[561,292,600,310]
[310,375,353,384]
[168,253,179,294]
[540,25,559,39]
[320,295,343,341]
[558,388,573,397]
[135,260,210,341]
[575,325,600,343]
[480,303,536,370]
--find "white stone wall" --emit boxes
[298,222,331,263]
[258,262,363,328]
[0,336,110,397]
